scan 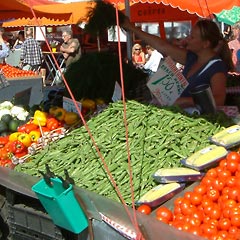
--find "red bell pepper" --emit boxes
[11,140,27,154]
[18,123,39,134]
[46,117,59,131]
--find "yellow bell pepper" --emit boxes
[17,133,32,147]
[33,110,48,126]
[49,106,66,121]
[9,132,21,142]
[29,130,41,142]
[64,112,80,125]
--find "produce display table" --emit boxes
[0,76,43,106]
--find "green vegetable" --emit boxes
[15,100,233,205]
[0,120,8,133]
[8,118,21,132]
[1,114,13,123]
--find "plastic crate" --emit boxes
[8,203,65,240]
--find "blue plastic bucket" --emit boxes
[32,178,88,234]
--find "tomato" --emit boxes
[173,213,185,222]
[174,197,184,206]
[228,226,240,236]
[215,230,229,239]
[181,221,192,232]
[201,223,218,238]
[137,204,152,215]
[193,184,207,195]
[229,206,240,216]
[189,192,202,206]
[225,176,237,188]
[222,199,237,211]
[191,210,204,223]
[212,178,225,191]
[188,225,203,236]
[201,196,213,209]
[183,191,192,200]
[173,205,181,215]
[208,205,221,220]
[207,189,220,202]
[218,169,232,181]
[155,206,173,223]
[227,151,240,162]
[227,187,239,201]
[219,159,228,169]
[180,200,195,216]
[222,206,233,218]
[230,214,240,227]
[226,159,239,173]
[201,176,215,186]
[218,218,231,231]
[206,168,218,178]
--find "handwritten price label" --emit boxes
[147,56,188,106]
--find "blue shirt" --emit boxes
[181,51,228,97]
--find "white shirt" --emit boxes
[144,50,163,73]
[0,42,9,59]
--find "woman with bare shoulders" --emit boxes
[121,18,233,107]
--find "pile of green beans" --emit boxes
[14,100,232,204]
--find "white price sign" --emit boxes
[147,57,189,106]
[63,97,82,113]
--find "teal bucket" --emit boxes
[32,178,88,234]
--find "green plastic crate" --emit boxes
[32,178,88,234]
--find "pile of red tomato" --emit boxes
[137,151,240,240]
[0,64,37,78]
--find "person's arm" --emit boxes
[60,39,80,54]
[121,17,187,65]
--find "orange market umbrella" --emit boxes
[2,1,96,27]
[106,0,240,17]
[0,0,72,21]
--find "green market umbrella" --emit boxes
[216,6,240,25]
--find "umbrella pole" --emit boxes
[125,0,133,61]
[97,33,101,52]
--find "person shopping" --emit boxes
[0,28,10,63]
[121,18,233,108]
[132,43,146,68]
[143,45,164,75]
[12,30,25,50]
[60,29,81,68]
[19,27,43,71]
[228,22,240,73]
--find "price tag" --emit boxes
[63,97,82,113]
[147,56,189,106]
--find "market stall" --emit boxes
[0,1,240,240]
[0,64,43,106]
